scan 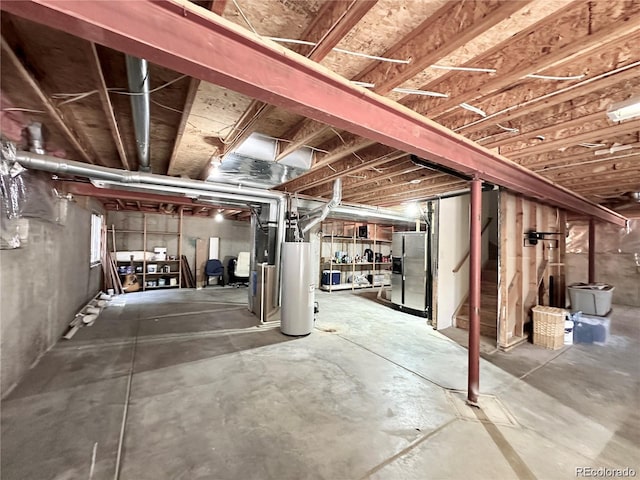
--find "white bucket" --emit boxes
[564,319,574,345]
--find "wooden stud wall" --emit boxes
[497,190,566,350]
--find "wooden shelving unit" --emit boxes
[319,221,393,292]
[109,211,184,291]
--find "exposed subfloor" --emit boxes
[2,288,638,479]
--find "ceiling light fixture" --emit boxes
[607,96,640,122]
[215,211,224,222]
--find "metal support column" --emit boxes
[588,217,596,283]
[468,177,482,406]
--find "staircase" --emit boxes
[455,252,499,339]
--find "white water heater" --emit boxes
[281,242,314,336]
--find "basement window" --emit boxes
[90,213,103,266]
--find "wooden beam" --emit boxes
[88,42,131,170]
[305,4,640,183]
[373,182,469,207]
[353,177,465,204]
[305,158,418,197]
[345,171,450,201]
[166,0,227,176]
[406,4,640,119]
[357,0,530,96]
[457,61,640,137]
[228,0,377,157]
[1,35,98,165]
[278,145,401,193]
[4,0,626,226]
[297,0,377,61]
[482,111,604,150]
[506,120,640,160]
[521,144,640,171]
[276,121,331,162]
[278,0,530,161]
[314,135,377,168]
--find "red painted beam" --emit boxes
[2,0,626,226]
[468,178,482,406]
[588,218,596,283]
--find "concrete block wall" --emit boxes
[1,197,103,397]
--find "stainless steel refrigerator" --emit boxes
[391,231,432,318]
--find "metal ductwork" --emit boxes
[300,178,342,234]
[125,55,150,172]
[27,122,45,155]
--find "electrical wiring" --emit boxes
[232,0,258,35]
[267,37,410,64]
[454,61,640,133]
[525,73,585,81]
[459,103,487,117]
[432,65,496,73]
[50,75,189,107]
[1,107,46,114]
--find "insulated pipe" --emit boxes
[468,177,482,406]
[301,178,342,234]
[13,151,285,203]
[588,217,596,283]
[13,149,287,305]
[125,55,151,172]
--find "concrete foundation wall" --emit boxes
[1,197,103,397]
[566,253,640,307]
[106,211,251,283]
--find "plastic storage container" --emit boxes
[573,313,611,345]
[322,270,341,285]
[568,283,614,316]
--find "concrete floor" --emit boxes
[1,288,638,479]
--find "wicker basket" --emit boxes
[532,306,567,350]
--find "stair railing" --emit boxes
[452,217,493,273]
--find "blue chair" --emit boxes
[204,259,224,286]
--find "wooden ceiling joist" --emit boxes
[507,121,640,160]
[304,158,419,198]
[0,35,98,165]
[481,111,605,150]
[456,60,640,139]
[309,3,640,182]
[349,175,463,203]
[166,0,227,176]
[225,0,377,157]
[373,181,470,207]
[87,42,131,170]
[279,145,403,193]
[277,0,531,161]
[406,3,640,120]
[2,0,628,225]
